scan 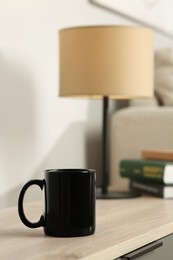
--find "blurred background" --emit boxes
[0,0,172,208]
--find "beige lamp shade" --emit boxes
[59,26,154,99]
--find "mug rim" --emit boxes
[44,168,95,174]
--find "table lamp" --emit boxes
[59,26,154,199]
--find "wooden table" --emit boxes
[1,197,173,260]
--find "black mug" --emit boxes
[18,169,96,237]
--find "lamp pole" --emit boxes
[102,96,109,194]
[97,96,141,199]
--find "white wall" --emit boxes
[0,0,172,208]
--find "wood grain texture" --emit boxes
[1,197,173,260]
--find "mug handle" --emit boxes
[18,179,45,228]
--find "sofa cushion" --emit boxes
[155,49,173,106]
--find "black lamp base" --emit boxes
[96,190,141,199]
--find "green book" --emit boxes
[120,159,173,184]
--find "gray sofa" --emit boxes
[109,48,173,191]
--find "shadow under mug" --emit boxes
[18,169,96,237]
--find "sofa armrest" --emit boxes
[109,107,173,191]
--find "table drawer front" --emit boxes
[115,233,173,260]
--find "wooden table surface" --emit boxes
[1,197,173,260]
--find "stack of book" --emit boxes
[120,149,173,199]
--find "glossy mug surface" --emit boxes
[18,169,96,237]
